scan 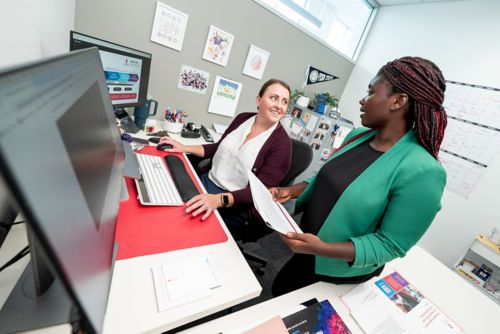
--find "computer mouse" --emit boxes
[156,143,173,151]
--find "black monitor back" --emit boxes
[0,48,125,333]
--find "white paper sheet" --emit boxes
[212,123,228,134]
[247,170,302,235]
[152,256,220,312]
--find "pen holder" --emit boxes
[164,120,183,134]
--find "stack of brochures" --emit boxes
[341,271,463,333]
[151,256,220,312]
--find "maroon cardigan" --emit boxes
[202,112,292,207]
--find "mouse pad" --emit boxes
[115,146,228,260]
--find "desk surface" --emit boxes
[0,139,260,334]
[181,246,500,334]
[103,147,260,334]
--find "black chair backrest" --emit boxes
[280,139,313,187]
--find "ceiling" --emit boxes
[376,0,464,6]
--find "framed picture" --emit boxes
[150,1,189,51]
[208,76,242,117]
[242,45,270,80]
[202,25,234,67]
[177,65,210,94]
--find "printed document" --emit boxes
[342,271,462,333]
[212,123,228,134]
[152,256,220,312]
[247,170,302,235]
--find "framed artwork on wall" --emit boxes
[202,25,234,67]
[242,45,270,80]
[208,76,242,117]
[150,1,188,51]
[177,65,210,94]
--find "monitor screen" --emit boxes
[69,31,152,108]
[0,48,125,333]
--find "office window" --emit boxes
[254,0,376,60]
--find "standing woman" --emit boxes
[271,57,448,296]
[159,79,292,238]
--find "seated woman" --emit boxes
[158,79,292,238]
[270,57,448,296]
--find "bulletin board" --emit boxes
[440,80,500,198]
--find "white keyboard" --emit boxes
[134,153,183,206]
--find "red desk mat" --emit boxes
[115,146,228,260]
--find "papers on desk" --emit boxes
[151,256,220,312]
[248,170,302,235]
[341,271,462,333]
[212,122,228,135]
[233,299,351,334]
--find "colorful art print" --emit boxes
[242,45,270,80]
[202,25,234,67]
[150,2,188,51]
[215,78,239,100]
[282,299,351,334]
[177,65,210,94]
[208,76,243,117]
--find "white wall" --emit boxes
[0,0,75,219]
[340,0,500,267]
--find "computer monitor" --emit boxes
[0,48,125,333]
[69,30,152,109]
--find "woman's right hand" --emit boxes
[270,186,293,203]
[158,136,185,153]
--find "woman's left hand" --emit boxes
[185,193,220,220]
[279,232,322,255]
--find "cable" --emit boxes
[0,220,26,228]
[0,245,30,272]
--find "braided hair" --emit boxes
[378,57,447,159]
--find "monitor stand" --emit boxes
[0,225,74,333]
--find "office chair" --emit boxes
[186,139,313,275]
[240,139,313,275]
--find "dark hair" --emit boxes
[258,78,291,99]
[378,56,447,159]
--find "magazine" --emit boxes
[282,299,352,334]
[341,271,462,333]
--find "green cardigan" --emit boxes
[296,127,446,278]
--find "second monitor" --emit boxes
[69,30,152,109]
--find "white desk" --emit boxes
[102,142,260,334]
[181,246,500,334]
[0,135,261,334]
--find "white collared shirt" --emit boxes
[209,116,277,191]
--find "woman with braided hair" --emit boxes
[271,56,447,296]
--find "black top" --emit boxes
[300,140,383,235]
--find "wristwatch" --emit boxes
[221,194,229,207]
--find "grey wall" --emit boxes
[74,0,354,126]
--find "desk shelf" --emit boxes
[454,235,500,304]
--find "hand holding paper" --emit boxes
[247,170,302,235]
